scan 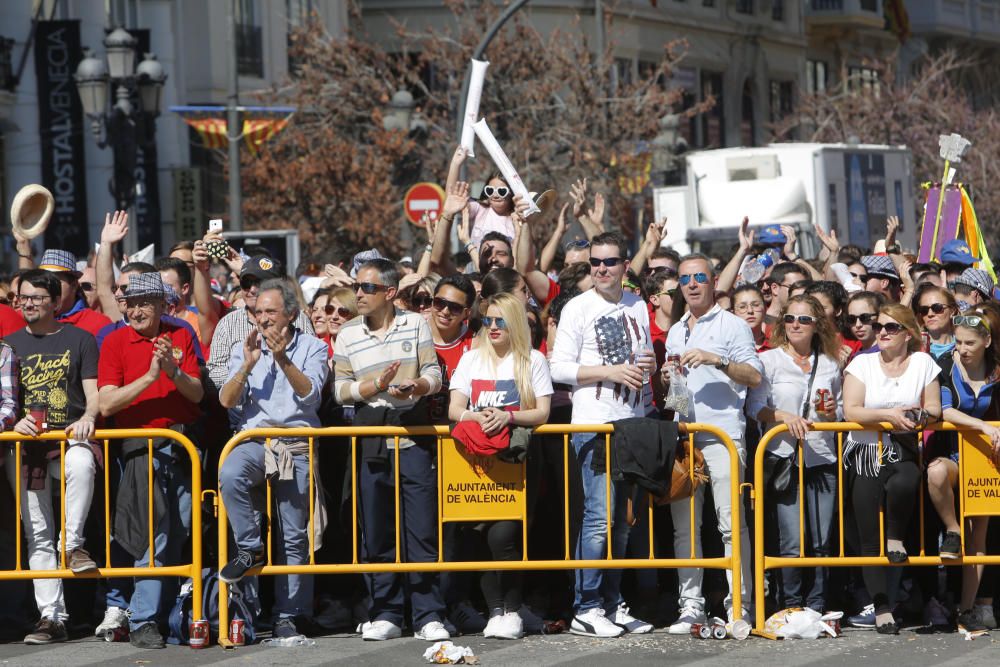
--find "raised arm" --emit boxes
[96,211,129,319]
[445,146,467,192]
[432,181,470,275]
[630,217,665,274]
[539,203,569,274]
[716,216,753,294]
[191,236,224,345]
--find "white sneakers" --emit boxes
[667,606,707,635]
[570,608,625,638]
[610,604,653,634]
[360,619,402,641]
[484,611,524,639]
[94,606,129,638]
[359,619,450,641]
[414,620,451,641]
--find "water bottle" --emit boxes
[741,248,779,284]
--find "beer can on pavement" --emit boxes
[189,619,209,648]
[826,618,842,637]
[102,627,128,642]
[229,619,246,646]
[710,622,727,640]
[689,623,712,639]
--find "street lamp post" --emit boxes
[74,26,167,253]
[383,89,430,255]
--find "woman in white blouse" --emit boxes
[750,294,843,613]
[842,302,942,634]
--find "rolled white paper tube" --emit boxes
[472,118,541,217]
[460,59,490,158]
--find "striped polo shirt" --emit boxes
[333,308,442,447]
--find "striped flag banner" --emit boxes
[243,117,290,156]
[183,117,228,149]
[169,105,295,154]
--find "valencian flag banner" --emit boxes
[169,105,295,155]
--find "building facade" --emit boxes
[0,0,994,266]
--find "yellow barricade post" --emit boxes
[216,423,745,642]
[0,429,203,623]
[753,421,1000,631]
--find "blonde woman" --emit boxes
[449,293,553,639]
[842,303,942,634]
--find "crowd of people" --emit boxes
[1,146,999,648]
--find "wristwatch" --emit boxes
[716,356,730,370]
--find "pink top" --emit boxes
[468,200,516,247]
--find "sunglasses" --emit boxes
[645,266,678,277]
[846,313,877,326]
[783,314,817,326]
[483,185,511,199]
[239,276,261,291]
[871,322,905,336]
[80,282,95,291]
[654,289,678,298]
[622,280,640,291]
[589,257,623,268]
[411,294,433,310]
[679,273,709,286]
[917,303,951,316]
[433,296,467,315]
[321,305,353,319]
[954,314,991,331]
[564,239,591,251]
[850,272,870,283]
[481,316,507,330]
[354,282,388,295]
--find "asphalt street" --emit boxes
[0,626,995,666]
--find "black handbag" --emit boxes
[764,349,819,494]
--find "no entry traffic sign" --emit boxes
[403,182,446,224]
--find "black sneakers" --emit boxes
[940,531,962,559]
[129,622,165,649]
[220,549,266,583]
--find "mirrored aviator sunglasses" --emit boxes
[678,272,708,286]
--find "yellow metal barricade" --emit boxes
[217,423,746,642]
[753,421,1000,631]
[0,429,203,621]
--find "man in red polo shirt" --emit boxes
[97,273,203,650]
[37,249,111,337]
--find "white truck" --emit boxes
[653,143,917,259]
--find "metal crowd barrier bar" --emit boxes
[752,421,1000,631]
[0,429,203,621]
[217,423,745,642]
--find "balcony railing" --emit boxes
[810,0,879,12]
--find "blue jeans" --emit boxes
[358,443,444,628]
[129,446,192,630]
[571,433,630,614]
[219,441,313,619]
[774,463,836,612]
